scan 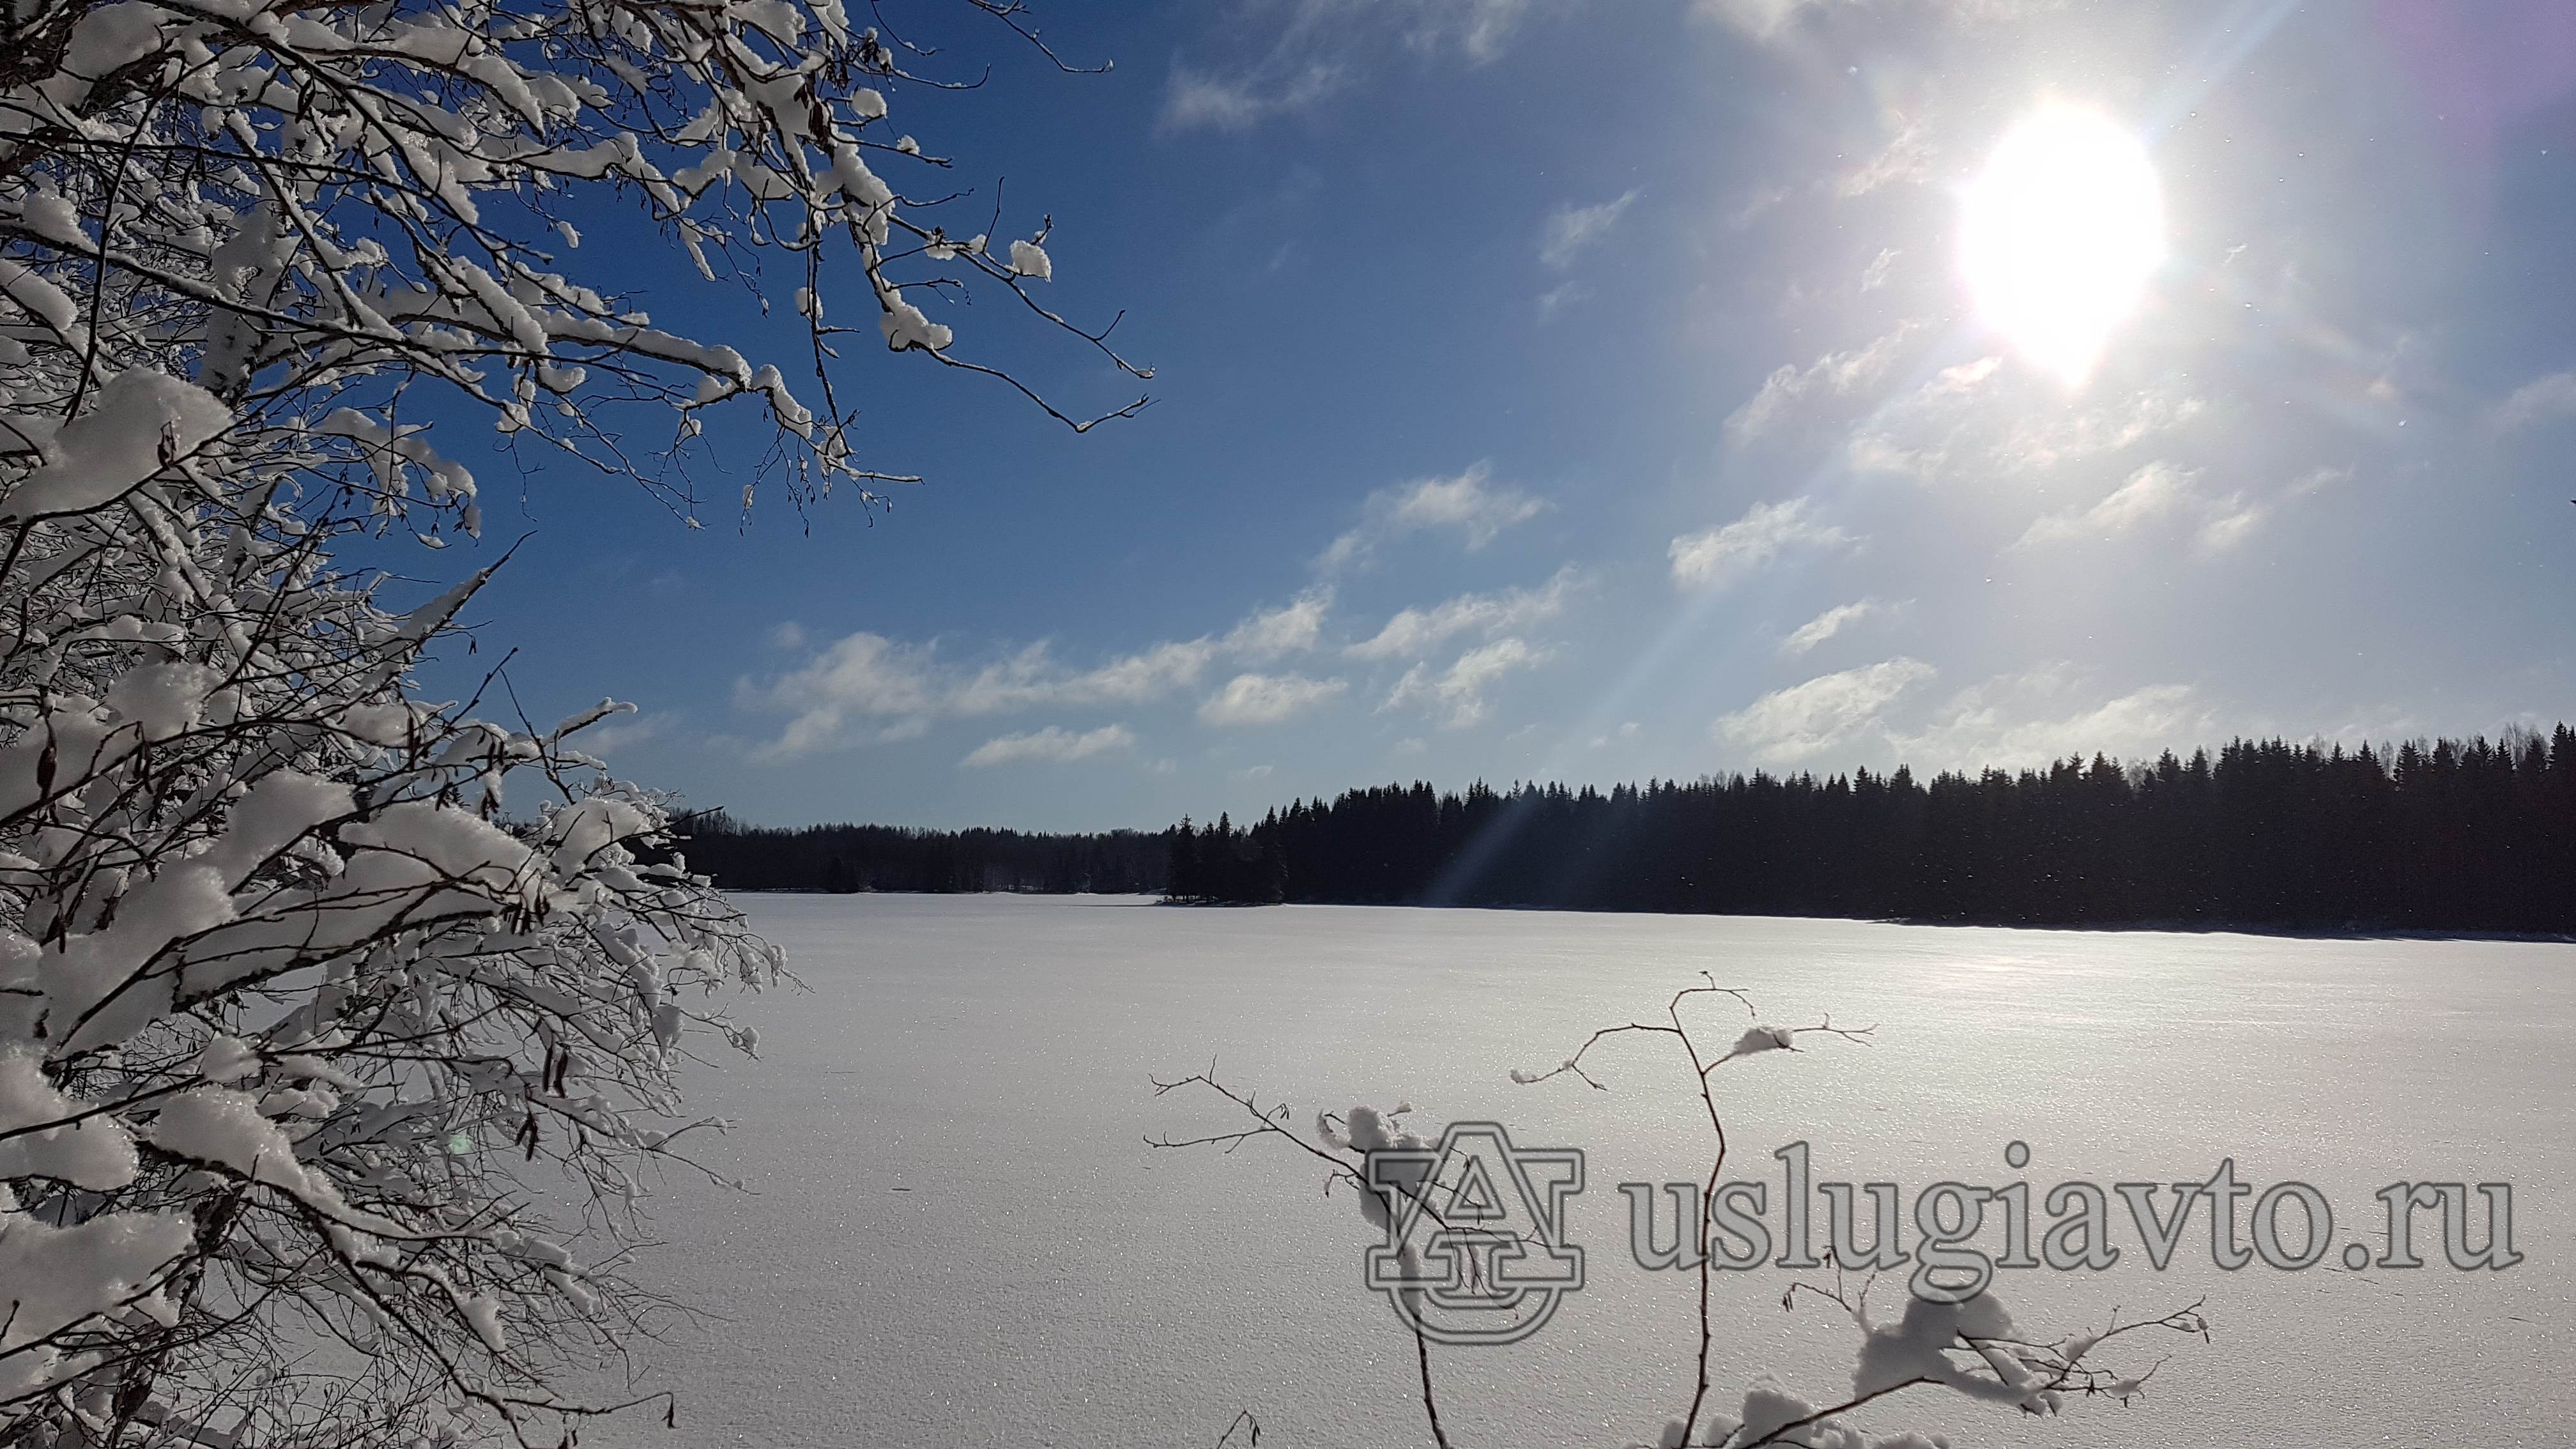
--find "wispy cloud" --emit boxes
[1835,113,1934,197]
[743,594,1330,760]
[2013,461,2261,555]
[960,724,1136,768]
[1382,636,1551,728]
[2287,464,2352,496]
[2490,371,2576,434]
[569,709,671,757]
[1669,496,1855,588]
[1859,248,1899,292]
[1726,324,1921,441]
[1161,54,1348,134]
[1225,587,1333,658]
[1990,390,2210,475]
[1888,668,2212,774]
[1850,367,2205,484]
[1697,0,2060,42]
[1781,597,1901,656]
[1199,671,1348,726]
[1346,565,1580,661]
[1716,657,1936,765]
[1719,659,2212,772]
[1692,0,1829,38]
[1317,462,1546,571]
[1540,189,1642,269]
[1162,0,1538,134]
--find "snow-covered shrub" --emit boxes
[1158,981,2207,1449]
[1,0,1130,1440]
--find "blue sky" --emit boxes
[439,0,2576,832]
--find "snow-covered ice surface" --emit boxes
[592,894,2573,1448]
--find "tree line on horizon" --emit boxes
[681,811,1170,894]
[693,726,2576,933]
[1172,725,2576,930]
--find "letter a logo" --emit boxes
[1363,1121,1584,1346]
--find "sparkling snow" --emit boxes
[592,894,2573,1448]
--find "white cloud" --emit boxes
[1386,466,1541,540]
[1697,0,2059,40]
[1224,587,1333,659]
[1859,248,1899,292]
[1995,390,2209,473]
[2287,464,2352,496]
[2491,371,2576,433]
[1889,669,2212,774]
[570,709,670,756]
[1431,0,1533,60]
[1317,461,1545,571]
[1715,657,1935,765]
[2195,501,2264,553]
[2013,461,2261,555]
[960,723,1136,768]
[742,593,1330,760]
[1726,323,1920,441]
[1834,114,1932,197]
[1693,0,1827,36]
[1199,671,1347,726]
[2014,461,2193,547]
[1850,367,2205,485]
[1669,496,1854,588]
[767,620,806,650]
[1160,61,1342,133]
[1162,0,1535,133]
[1346,565,1579,661]
[1381,636,1550,728]
[1781,597,1901,656]
[742,632,948,761]
[1540,189,1642,269]
[949,638,1220,717]
[1718,660,2214,774]
[1728,182,1794,229]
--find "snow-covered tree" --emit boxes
[1,0,1131,1441]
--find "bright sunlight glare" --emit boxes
[1959,105,2166,385]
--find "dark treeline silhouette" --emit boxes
[682,811,1168,894]
[1172,727,2576,932]
[1164,813,1289,903]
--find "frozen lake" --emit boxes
[591,894,2573,1448]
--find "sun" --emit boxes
[1959,105,2166,385]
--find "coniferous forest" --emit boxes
[681,812,1170,894]
[701,727,2576,933]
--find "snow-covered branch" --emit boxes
[3,1,1133,1441]
[1,0,1146,526]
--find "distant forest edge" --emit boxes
[680,817,1170,895]
[684,726,2576,932]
